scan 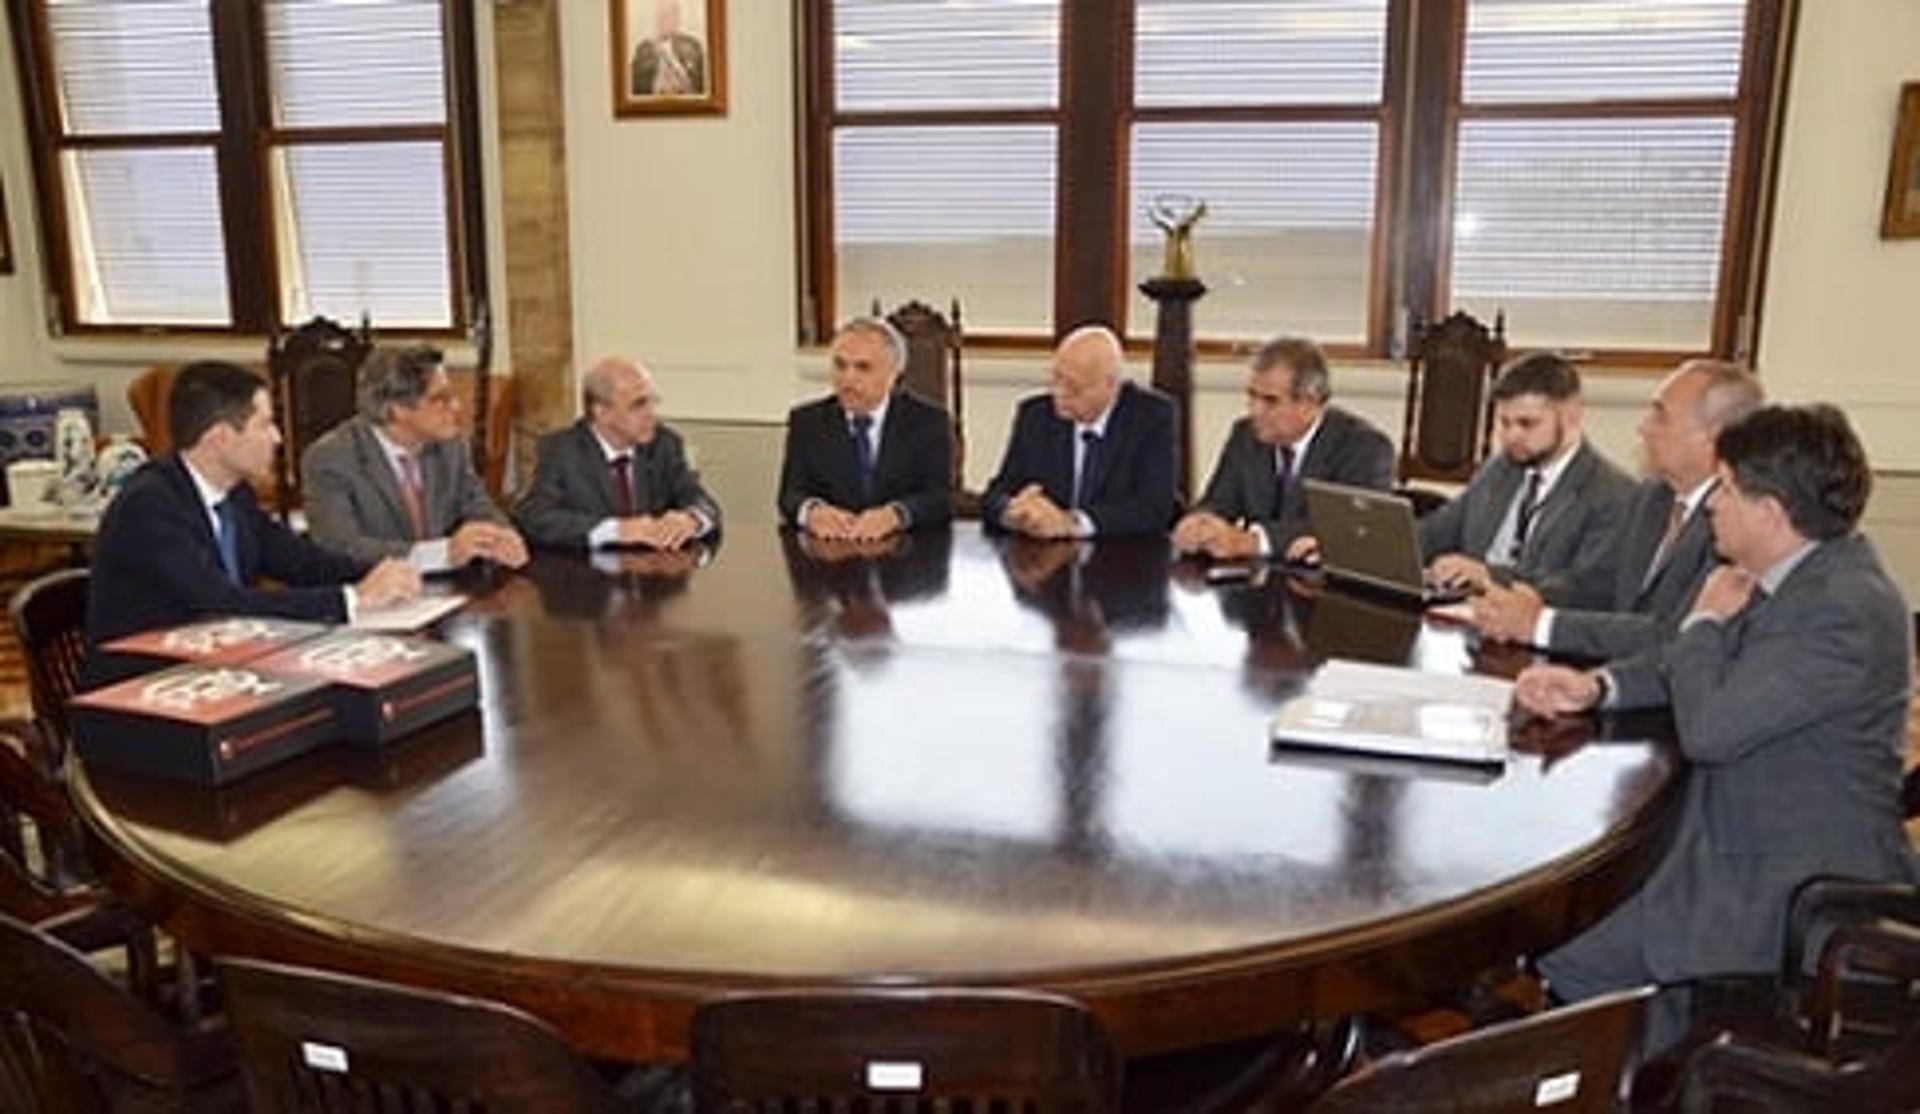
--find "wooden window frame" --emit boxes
[6,0,488,339]
[798,0,1791,366]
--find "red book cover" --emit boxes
[249,632,479,747]
[70,663,338,785]
[101,617,332,667]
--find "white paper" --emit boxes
[1270,658,1512,767]
[350,594,467,632]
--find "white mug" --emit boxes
[6,459,61,513]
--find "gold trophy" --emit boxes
[1148,193,1208,281]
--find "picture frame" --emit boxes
[612,0,726,118]
[1882,82,1920,239]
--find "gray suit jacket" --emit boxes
[1547,478,1718,661]
[301,416,506,564]
[1193,406,1395,554]
[1418,440,1634,606]
[513,419,721,549]
[1608,535,1917,981]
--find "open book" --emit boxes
[1270,658,1512,769]
[350,594,467,633]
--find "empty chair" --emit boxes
[8,567,87,772]
[1309,986,1653,1113]
[0,909,237,1113]
[219,957,628,1113]
[691,988,1121,1113]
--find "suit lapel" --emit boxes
[1467,460,1523,554]
[353,421,414,536]
[1520,445,1593,559]
[575,422,622,517]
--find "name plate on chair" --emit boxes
[249,632,479,748]
[865,1061,924,1091]
[71,663,338,786]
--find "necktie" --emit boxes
[1644,497,1689,587]
[850,414,876,501]
[1271,445,1297,520]
[1509,468,1544,563]
[397,452,428,541]
[609,455,635,517]
[1073,429,1101,510]
[214,496,242,586]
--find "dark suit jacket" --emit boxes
[514,419,721,549]
[302,417,507,565]
[1418,440,1634,606]
[1597,535,1917,981]
[1193,405,1394,553]
[84,456,364,686]
[777,390,953,528]
[983,381,1179,537]
[1546,478,1718,661]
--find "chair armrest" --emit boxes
[1679,1031,1846,1110]
[1783,875,1920,985]
[1804,918,1920,1054]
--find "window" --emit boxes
[13,0,482,334]
[800,0,1785,360]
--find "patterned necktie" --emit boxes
[214,496,242,586]
[1073,429,1101,510]
[397,452,428,540]
[1644,496,1689,587]
[609,455,635,517]
[1271,445,1297,520]
[850,414,876,501]
[1509,467,1545,562]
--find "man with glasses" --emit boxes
[1173,335,1394,562]
[515,356,720,550]
[303,345,529,573]
[983,325,1178,539]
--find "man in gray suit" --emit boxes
[302,346,529,573]
[1422,352,1634,605]
[1465,361,1762,660]
[1173,335,1394,562]
[1515,404,1916,1043]
[514,356,720,550]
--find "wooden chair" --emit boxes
[126,365,185,456]
[873,298,975,515]
[1309,985,1652,1113]
[219,957,628,1113]
[8,567,87,773]
[268,314,373,516]
[448,369,515,501]
[690,988,1122,1112]
[0,908,237,1113]
[3,569,92,908]
[1399,310,1506,513]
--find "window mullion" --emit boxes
[1054,0,1132,337]
[210,0,273,332]
[1401,0,1463,332]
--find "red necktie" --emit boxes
[397,453,427,540]
[610,455,635,517]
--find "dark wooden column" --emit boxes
[1138,276,1206,502]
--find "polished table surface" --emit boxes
[75,525,1679,1061]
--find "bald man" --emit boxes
[983,325,1179,539]
[513,356,721,550]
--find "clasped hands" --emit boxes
[449,520,530,568]
[614,509,705,550]
[1170,511,1322,564]
[1001,484,1080,540]
[805,501,903,542]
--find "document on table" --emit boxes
[350,594,468,632]
[1269,658,1512,769]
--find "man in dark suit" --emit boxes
[1421,352,1634,605]
[777,317,953,539]
[515,356,721,550]
[629,0,706,97]
[1173,335,1394,561]
[983,325,1178,538]
[303,346,529,574]
[1515,405,1916,1046]
[1467,361,1763,660]
[84,362,420,684]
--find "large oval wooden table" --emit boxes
[75,525,1680,1062]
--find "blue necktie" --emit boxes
[214,496,242,586]
[1073,429,1101,510]
[851,414,875,501]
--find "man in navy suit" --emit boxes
[777,317,953,539]
[983,325,1178,538]
[1173,335,1394,561]
[84,361,420,684]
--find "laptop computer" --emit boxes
[1303,479,1467,606]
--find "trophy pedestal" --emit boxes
[1139,276,1208,503]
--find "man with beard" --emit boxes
[1420,352,1633,605]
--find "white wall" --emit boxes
[0,12,51,389]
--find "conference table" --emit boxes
[73,525,1681,1063]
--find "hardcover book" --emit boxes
[70,662,338,786]
[100,617,331,670]
[249,631,480,747]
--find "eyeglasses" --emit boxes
[419,389,460,410]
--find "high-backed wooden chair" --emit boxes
[219,957,627,1113]
[0,909,237,1113]
[1309,986,1652,1113]
[1399,311,1506,511]
[448,370,515,501]
[690,989,1121,1112]
[126,365,185,456]
[873,298,975,514]
[268,314,373,516]
[8,567,87,773]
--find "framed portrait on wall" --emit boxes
[612,0,726,118]
[1883,83,1920,239]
